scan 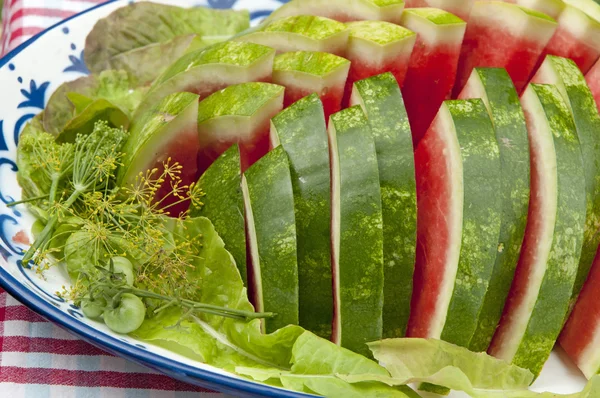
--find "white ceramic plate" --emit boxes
[0,0,590,396]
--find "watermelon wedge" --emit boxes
[242,146,299,333]
[404,0,474,21]
[350,73,416,338]
[270,94,333,339]
[117,92,199,216]
[343,21,416,106]
[531,4,600,74]
[502,0,565,19]
[196,82,284,174]
[235,16,349,57]
[399,8,467,144]
[457,68,530,353]
[329,106,384,356]
[189,145,247,284]
[266,0,406,24]
[453,1,558,97]
[407,99,502,349]
[488,84,586,377]
[272,51,350,120]
[587,58,600,112]
[139,41,276,113]
[532,56,600,303]
[560,249,600,379]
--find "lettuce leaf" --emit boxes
[83,3,249,84]
[16,115,54,199]
[358,338,533,396]
[43,70,146,137]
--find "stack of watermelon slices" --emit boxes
[113,0,600,385]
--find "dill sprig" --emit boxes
[16,120,272,327]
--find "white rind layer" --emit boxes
[235,31,350,56]
[197,93,284,146]
[272,64,350,96]
[267,0,406,24]
[346,35,417,67]
[400,9,466,45]
[327,120,342,345]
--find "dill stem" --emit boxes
[7,194,49,207]
[22,188,85,264]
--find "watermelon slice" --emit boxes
[189,145,247,284]
[530,4,600,74]
[399,8,467,144]
[586,59,600,115]
[139,41,276,113]
[501,0,565,19]
[117,92,199,216]
[453,1,558,97]
[196,82,284,174]
[272,51,350,120]
[457,68,530,352]
[242,146,299,333]
[560,250,600,378]
[329,106,384,356]
[350,73,416,338]
[266,0,406,24]
[532,56,600,303]
[404,0,474,21]
[488,84,586,377]
[235,16,349,57]
[407,99,502,349]
[270,94,333,339]
[343,21,416,106]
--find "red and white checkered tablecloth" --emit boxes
[0,1,225,396]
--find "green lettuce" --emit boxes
[367,338,533,391]
[16,115,54,199]
[43,70,146,138]
[83,2,250,84]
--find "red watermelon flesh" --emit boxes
[343,21,416,106]
[534,5,600,74]
[586,59,600,115]
[408,104,462,339]
[404,0,475,21]
[453,1,557,97]
[560,249,600,378]
[400,8,466,145]
[272,51,350,120]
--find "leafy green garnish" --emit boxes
[43,70,146,138]
[83,2,250,84]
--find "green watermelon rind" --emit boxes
[439,99,503,348]
[270,94,333,339]
[117,92,199,186]
[243,146,299,334]
[266,0,406,25]
[510,84,586,377]
[459,68,531,352]
[534,55,600,304]
[235,16,349,54]
[188,145,247,284]
[330,106,384,356]
[139,41,276,111]
[350,72,416,338]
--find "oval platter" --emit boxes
[0,0,590,396]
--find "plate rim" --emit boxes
[0,1,313,396]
